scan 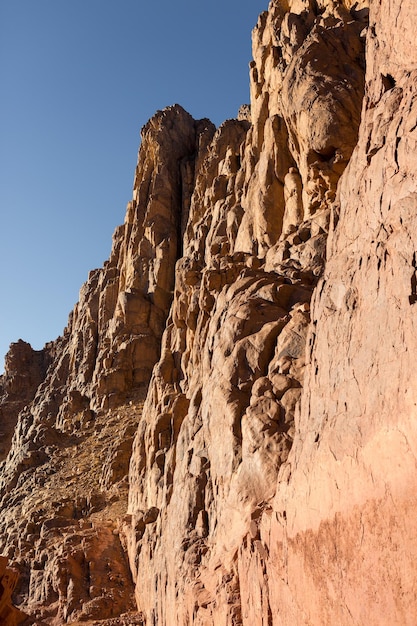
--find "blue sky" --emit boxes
[0,0,267,371]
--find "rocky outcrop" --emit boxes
[265,1,417,623]
[57,105,215,414]
[0,556,27,624]
[0,340,51,463]
[0,106,215,624]
[124,2,370,624]
[1,0,417,624]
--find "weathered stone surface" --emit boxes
[125,2,370,624]
[264,1,417,624]
[0,394,146,624]
[0,556,27,624]
[0,340,50,462]
[0,106,216,623]
[235,0,367,257]
[2,0,417,624]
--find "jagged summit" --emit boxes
[1,0,417,624]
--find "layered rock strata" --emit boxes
[1,0,416,624]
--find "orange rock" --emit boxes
[0,556,26,625]
[3,0,417,624]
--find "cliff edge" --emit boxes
[1,0,417,624]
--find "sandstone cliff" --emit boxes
[1,0,416,624]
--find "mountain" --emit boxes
[1,0,416,624]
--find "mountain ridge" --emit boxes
[1,0,417,624]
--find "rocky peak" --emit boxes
[1,0,417,624]
[0,340,50,465]
[0,104,216,624]
[1,339,49,401]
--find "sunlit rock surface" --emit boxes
[1,0,417,624]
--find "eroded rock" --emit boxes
[2,0,416,624]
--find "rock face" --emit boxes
[0,556,27,624]
[269,1,417,623]
[124,1,369,623]
[0,340,51,463]
[1,0,417,624]
[0,106,215,624]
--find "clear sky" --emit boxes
[0,0,267,371]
